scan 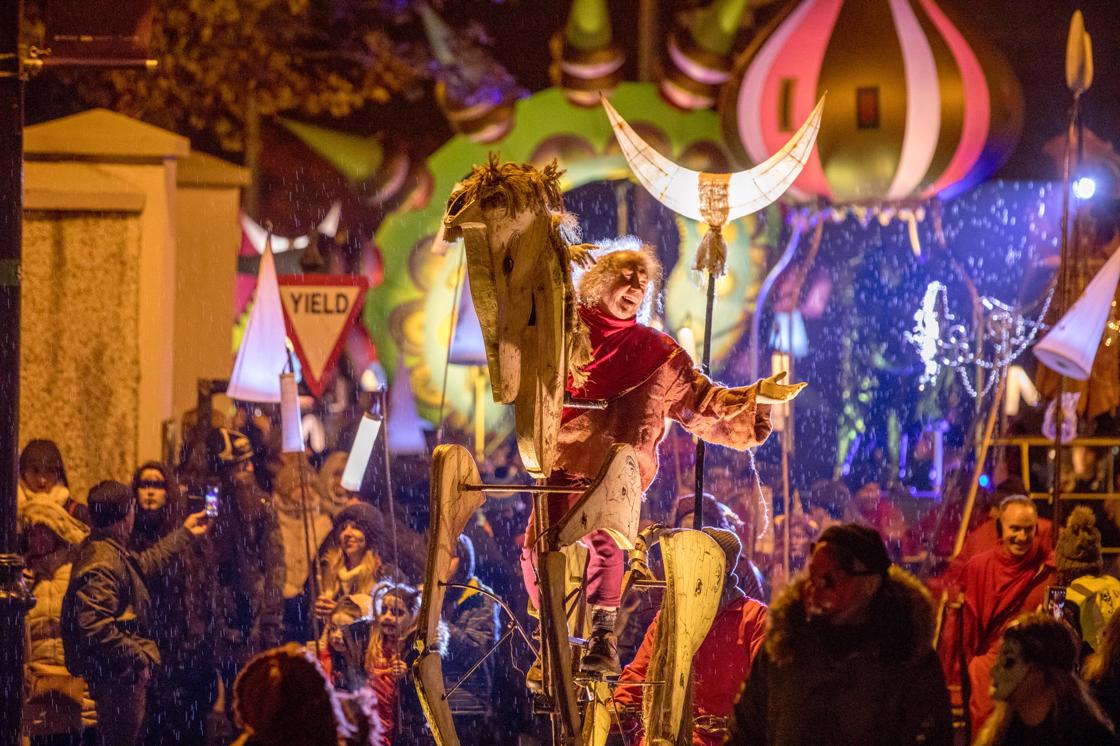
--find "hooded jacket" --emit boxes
[729,566,952,745]
[20,500,95,736]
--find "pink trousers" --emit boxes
[519,488,625,609]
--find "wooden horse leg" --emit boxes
[414,444,485,746]
[552,443,643,552]
[643,529,726,745]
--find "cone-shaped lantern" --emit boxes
[550,0,624,107]
[448,277,489,367]
[419,2,519,143]
[387,360,429,455]
[228,237,289,402]
[662,0,750,110]
[1034,246,1120,381]
[279,119,411,206]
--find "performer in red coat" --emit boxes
[519,246,802,674]
[612,527,767,745]
[957,495,1055,735]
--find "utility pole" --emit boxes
[0,0,34,744]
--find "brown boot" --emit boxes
[580,607,620,674]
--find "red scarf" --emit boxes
[566,305,678,407]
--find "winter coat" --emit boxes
[614,593,768,746]
[61,528,193,686]
[212,484,286,653]
[25,557,97,735]
[442,576,499,715]
[131,511,216,674]
[21,500,94,735]
[557,342,772,491]
[729,566,952,746]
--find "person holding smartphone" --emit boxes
[130,462,217,746]
[61,480,211,746]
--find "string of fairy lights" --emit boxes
[906,280,1055,399]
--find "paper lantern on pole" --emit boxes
[228,237,288,402]
[387,360,429,455]
[341,412,383,492]
[1034,246,1120,381]
[279,372,304,453]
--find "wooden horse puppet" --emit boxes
[415,132,816,743]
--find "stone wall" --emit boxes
[20,212,142,502]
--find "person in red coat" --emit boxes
[520,246,801,674]
[958,495,1055,736]
[612,527,767,745]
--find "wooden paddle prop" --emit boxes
[642,529,725,745]
[601,94,824,527]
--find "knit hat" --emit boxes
[207,427,254,469]
[672,493,722,528]
[20,439,68,486]
[815,523,891,577]
[1056,506,1103,581]
[702,526,742,576]
[87,480,134,528]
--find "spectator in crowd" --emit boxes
[19,500,95,746]
[442,534,499,740]
[129,461,216,746]
[674,493,767,601]
[952,495,1055,736]
[206,427,286,727]
[316,503,398,624]
[843,481,906,559]
[318,451,357,519]
[975,613,1116,745]
[321,593,375,693]
[729,523,951,745]
[230,643,379,746]
[19,439,87,524]
[61,481,209,746]
[766,512,820,600]
[365,582,425,745]
[1084,608,1120,729]
[804,479,848,530]
[614,527,767,745]
[272,456,332,643]
[1056,507,1120,653]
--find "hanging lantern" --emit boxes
[550,0,625,107]
[721,0,1023,203]
[661,0,750,111]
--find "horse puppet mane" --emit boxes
[449,154,592,388]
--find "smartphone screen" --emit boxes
[204,484,220,518]
[1046,585,1067,621]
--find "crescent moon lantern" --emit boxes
[602,93,825,275]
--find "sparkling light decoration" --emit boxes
[906,280,1053,399]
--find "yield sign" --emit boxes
[277,274,370,397]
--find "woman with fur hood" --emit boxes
[19,499,96,745]
[729,523,952,745]
[18,439,88,525]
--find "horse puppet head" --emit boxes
[441,156,591,477]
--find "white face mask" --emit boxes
[990,639,1031,701]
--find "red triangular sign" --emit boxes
[277,275,370,397]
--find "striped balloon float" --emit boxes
[722,0,1023,203]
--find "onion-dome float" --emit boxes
[721,0,1024,204]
